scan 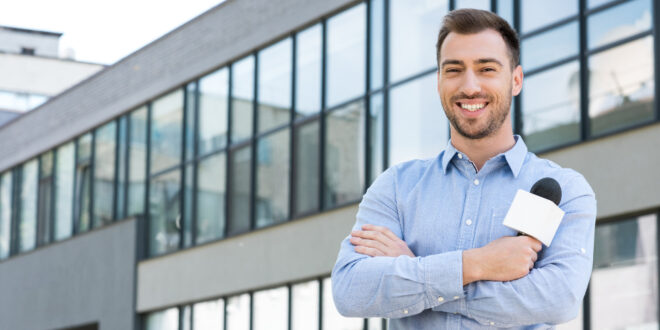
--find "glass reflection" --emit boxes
[522,61,580,151]
[294,120,319,216]
[522,22,578,71]
[183,164,194,248]
[199,68,229,154]
[370,0,384,91]
[75,133,92,233]
[322,278,363,330]
[259,38,292,133]
[182,306,191,330]
[193,298,224,329]
[231,56,254,143]
[324,101,365,209]
[253,286,288,330]
[389,73,448,166]
[591,214,658,329]
[326,4,366,108]
[389,0,448,83]
[37,151,53,246]
[456,0,490,10]
[228,146,251,236]
[128,107,147,216]
[144,307,179,330]
[93,121,116,228]
[497,0,514,26]
[521,0,578,33]
[296,24,322,118]
[368,318,385,330]
[588,0,651,50]
[292,280,319,330]
[149,170,181,256]
[589,36,654,136]
[185,82,197,161]
[19,159,38,252]
[197,152,226,244]
[256,130,289,228]
[55,144,75,241]
[151,89,184,174]
[226,293,250,330]
[0,172,11,259]
[369,93,384,183]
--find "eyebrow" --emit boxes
[441,58,504,68]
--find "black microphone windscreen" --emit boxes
[530,177,562,206]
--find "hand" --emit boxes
[350,224,416,258]
[463,236,542,285]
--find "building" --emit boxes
[0,25,104,125]
[0,0,658,329]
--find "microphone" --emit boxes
[530,177,561,206]
[502,178,565,246]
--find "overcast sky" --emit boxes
[0,0,224,65]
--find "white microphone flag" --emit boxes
[502,189,565,246]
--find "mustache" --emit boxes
[450,94,492,103]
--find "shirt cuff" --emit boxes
[422,250,465,308]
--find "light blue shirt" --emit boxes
[332,136,597,329]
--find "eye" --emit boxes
[445,68,461,73]
[482,67,497,72]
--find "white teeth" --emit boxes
[460,103,485,111]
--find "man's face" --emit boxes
[437,29,522,140]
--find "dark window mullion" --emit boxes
[192,81,200,246]
[290,32,297,221]
[579,0,590,140]
[89,130,96,228]
[364,0,372,192]
[225,65,233,239]
[319,19,327,211]
[180,85,188,250]
[383,0,390,170]
[513,0,522,136]
[35,155,43,247]
[144,103,152,258]
[113,118,121,222]
[72,139,79,235]
[49,149,57,243]
[250,53,259,231]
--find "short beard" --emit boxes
[443,92,511,140]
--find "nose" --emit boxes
[460,70,481,96]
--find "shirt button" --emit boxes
[490,322,495,325]
[465,219,472,226]
[581,248,586,254]
[458,153,463,159]
[403,309,409,314]
[437,296,444,302]
[453,296,460,300]
[473,179,480,185]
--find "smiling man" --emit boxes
[331,9,597,329]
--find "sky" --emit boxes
[0,0,225,65]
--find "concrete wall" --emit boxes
[0,28,60,57]
[137,205,356,312]
[0,0,359,172]
[541,122,660,219]
[0,53,104,96]
[0,219,137,330]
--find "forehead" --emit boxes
[440,29,509,64]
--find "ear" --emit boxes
[511,65,523,96]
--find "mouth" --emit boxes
[455,101,489,116]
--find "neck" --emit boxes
[450,126,516,171]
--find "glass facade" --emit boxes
[18,159,38,252]
[93,121,116,228]
[55,142,74,241]
[0,171,11,259]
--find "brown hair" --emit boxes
[436,9,520,69]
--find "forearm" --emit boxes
[331,243,465,318]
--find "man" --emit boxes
[331,8,596,329]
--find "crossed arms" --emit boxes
[331,168,597,327]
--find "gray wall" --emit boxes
[0,0,359,172]
[0,219,137,330]
[137,205,356,312]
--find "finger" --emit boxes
[350,236,389,252]
[352,230,394,246]
[361,224,401,242]
[529,260,534,270]
[354,245,385,257]
[531,251,538,262]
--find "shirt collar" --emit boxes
[441,135,528,178]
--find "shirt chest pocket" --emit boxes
[488,207,518,242]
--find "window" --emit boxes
[521,1,578,33]
[295,24,322,118]
[291,280,319,330]
[253,286,288,330]
[591,214,658,329]
[228,146,251,236]
[0,171,12,259]
[93,121,116,227]
[193,299,224,329]
[293,120,319,216]
[37,151,54,246]
[149,169,181,256]
[128,107,148,216]
[256,129,289,228]
[150,90,184,175]
[326,4,366,107]
[55,142,74,240]
[322,278,363,329]
[226,293,250,330]
[324,100,365,208]
[74,133,93,233]
[231,56,255,143]
[199,68,229,154]
[143,307,179,330]
[258,38,292,133]
[18,159,38,252]
[196,152,226,244]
